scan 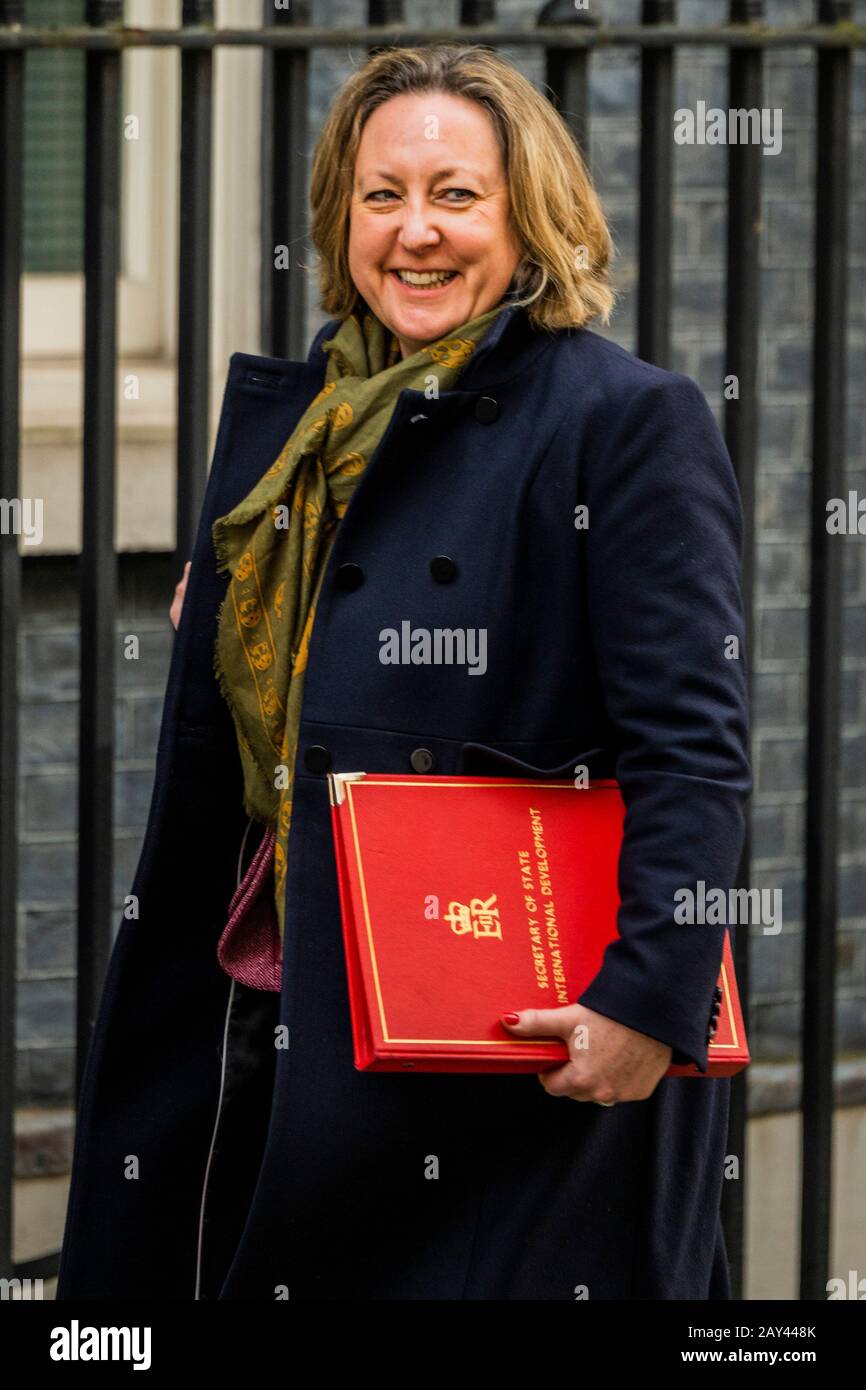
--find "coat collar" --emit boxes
[306,291,557,395]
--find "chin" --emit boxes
[390,304,473,342]
[394,310,461,339]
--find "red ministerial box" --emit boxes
[328,772,750,1077]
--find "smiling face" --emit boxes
[348,91,523,360]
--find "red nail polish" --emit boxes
[502,1012,520,1025]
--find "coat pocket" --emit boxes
[457,741,614,779]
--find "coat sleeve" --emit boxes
[575,372,752,1072]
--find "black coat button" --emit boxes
[304,745,331,773]
[336,562,364,591]
[410,748,435,773]
[474,396,500,424]
[430,555,457,583]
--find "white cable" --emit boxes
[193,816,255,1298]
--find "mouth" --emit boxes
[389,269,459,295]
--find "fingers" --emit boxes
[505,1004,670,1103]
[505,1006,616,1102]
[500,1007,574,1041]
[537,1062,606,1103]
[169,560,191,631]
[173,560,191,600]
[538,1054,663,1104]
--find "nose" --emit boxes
[396,195,442,254]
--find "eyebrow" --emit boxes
[359,166,481,187]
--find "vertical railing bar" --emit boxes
[0,0,24,1281]
[367,0,404,60]
[264,0,310,361]
[175,0,214,570]
[721,0,765,1301]
[637,0,676,368]
[259,0,274,354]
[76,0,123,1101]
[801,0,850,1302]
[538,0,597,163]
[460,0,496,23]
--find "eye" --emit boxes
[362,186,477,205]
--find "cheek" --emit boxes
[488,230,520,281]
[349,220,387,277]
[461,214,514,267]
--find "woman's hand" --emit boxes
[169,560,191,631]
[501,1003,672,1104]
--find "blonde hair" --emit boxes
[309,45,615,333]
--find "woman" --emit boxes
[56,45,751,1302]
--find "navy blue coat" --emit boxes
[56,303,752,1301]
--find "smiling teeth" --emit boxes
[395,270,456,285]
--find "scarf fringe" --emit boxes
[211,588,278,832]
[212,520,232,578]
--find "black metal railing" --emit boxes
[0,0,860,1301]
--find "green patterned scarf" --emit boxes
[212,301,506,944]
